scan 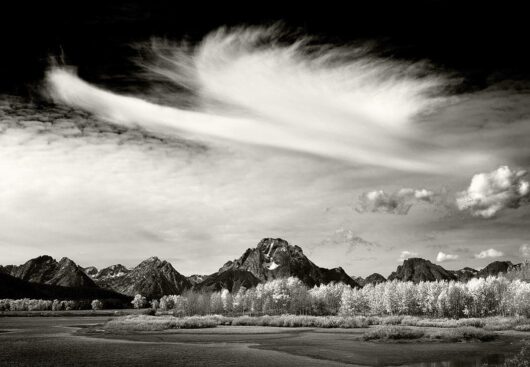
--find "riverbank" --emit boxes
[1,316,527,366]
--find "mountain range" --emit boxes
[0,238,520,300]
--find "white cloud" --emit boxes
[475,248,504,259]
[520,244,530,258]
[322,228,378,254]
[436,251,459,262]
[45,26,492,173]
[457,165,530,218]
[357,188,436,215]
[0,98,359,273]
[399,250,419,262]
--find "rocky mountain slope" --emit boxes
[195,269,260,292]
[0,272,129,303]
[82,266,98,278]
[99,257,191,299]
[195,238,360,291]
[450,267,478,282]
[388,258,458,282]
[477,261,515,278]
[187,274,207,285]
[7,256,96,288]
[364,273,387,285]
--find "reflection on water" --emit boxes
[407,353,506,367]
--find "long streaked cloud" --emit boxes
[356,188,436,215]
[456,165,530,218]
[475,248,504,259]
[45,26,490,173]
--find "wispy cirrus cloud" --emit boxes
[46,26,491,173]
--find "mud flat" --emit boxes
[0,316,526,366]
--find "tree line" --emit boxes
[137,274,530,318]
[3,263,529,317]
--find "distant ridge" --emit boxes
[2,241,523,300]
[96,257,191,299]
[388,258,457,282]
[0,272,130,303]
[6,256,96,288]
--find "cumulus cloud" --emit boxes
[45,26,492,173]
[520,244,530,258]
[436,251,459,262]
[356,188,436,215]
[456,166,530,218]
[399,250,419,262]
[475,248,504,259]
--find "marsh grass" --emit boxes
[362,325,496,342]
[366,316,530,331]
[104,314,530,334]
[231,315,369,328]
[105,314,371,331]
[362,326,424,341]
[105,315,219,331]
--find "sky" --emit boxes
[1,1,529,277]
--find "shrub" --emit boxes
[362,326,424,341]
[131,294,147,309]
[504,341,530,367]
[142,308,156,316]
[428,327,496,342]
[362,326,496,342]
[91,299,103,311]
[104,315,218,331]
[514,325,530,332]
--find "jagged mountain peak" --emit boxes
[93,264,129,280]
[477,261,515,278]
[58,257,77,266]
[11,255,96,288]
[83,266,98,277]
[96,256,190,299]
[138,256,165,267]
[388,257,457,283]
[198,238,359,291]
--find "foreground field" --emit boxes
[0,316,527,366]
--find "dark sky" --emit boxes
[1,1,529,95]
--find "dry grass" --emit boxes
[230,315,369,328]
[104,314,370,331]
[514,324,530,332]
[362,326,424,341]
[103,314,530,334]
[105,315,219,331]
[366,316,530,331]
[362,325,496,342]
